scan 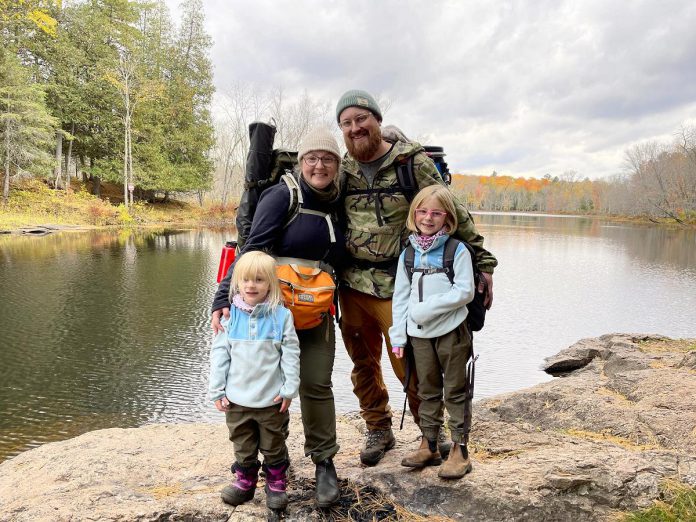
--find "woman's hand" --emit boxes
[212,307,230,334]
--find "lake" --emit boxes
[1,213,695,462]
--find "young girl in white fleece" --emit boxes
[209,250,300,510]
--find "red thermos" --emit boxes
[216,241,237,283]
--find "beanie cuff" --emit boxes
[336,89,382,122]
[297,127,341,163]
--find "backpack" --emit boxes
[235,121,298,251]
[395,145,452,202]
[403,237,486,332]
[380,125,451,199]
[344,145,451,215]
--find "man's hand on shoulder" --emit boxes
[481,273,493,309]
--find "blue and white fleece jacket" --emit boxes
[208,303,300,408]
[389,233,475,348]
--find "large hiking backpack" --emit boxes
[403,237,486,332]
[235,121,297,251]
[395,145,452,203]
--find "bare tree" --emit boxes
[269,87,333,150]
[625,141,688,223]
[211,82,266,204]
[209,84,335,204]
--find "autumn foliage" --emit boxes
[451,126,696,224]
[452,173,599,214]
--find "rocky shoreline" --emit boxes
[1,334,694,521]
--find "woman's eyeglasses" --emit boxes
[303,155,337,167]
[415,208,447,218]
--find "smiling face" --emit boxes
[301,151,338,190]
[239,274,271,306]
[414,196,449,236]
[339,107,383,162]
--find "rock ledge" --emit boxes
[1,334,694,521]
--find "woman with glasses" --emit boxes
[211,127,344,508]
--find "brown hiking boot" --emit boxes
[401,437,442,468]
[438,443,472,479]
[360,429,396,466]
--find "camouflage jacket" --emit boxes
[341,140,497,298]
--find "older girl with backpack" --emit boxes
[390,184,476,479]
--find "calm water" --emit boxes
[1,215,695,461]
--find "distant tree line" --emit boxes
[452,126,696,223]
[1,0,214,206]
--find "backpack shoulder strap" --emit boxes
[442,237,460,285]
[280,173,302,225]
[280,174,336,246]
[396,155,418,202]
[403,245,416,283]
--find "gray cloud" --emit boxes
[170,0,696,178]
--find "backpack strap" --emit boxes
[280,173,336,254]
[442,237,460,285]
[297,208,336,243]
[280,173,301,224]
[403,245,416,284]
[401,244,422,330]
[403,237,459,286]
[395,155,418,202]
[343,154,419,226]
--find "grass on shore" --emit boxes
[0,178,236,230]
[620,481,696,522]
[2,177,694,231]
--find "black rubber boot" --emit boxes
[315,458,340,508]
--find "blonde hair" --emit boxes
[406,184,459,234]
[230,251,283,309]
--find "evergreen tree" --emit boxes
[164,0,214,198]
[0,47,57,204]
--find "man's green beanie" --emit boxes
[335,89,383,123]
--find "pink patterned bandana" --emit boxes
[414,228,447,251]
[232,293,255,313]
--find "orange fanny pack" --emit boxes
[276,260,336,330]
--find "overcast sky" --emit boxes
[168,0,696,179]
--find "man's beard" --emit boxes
[345,126,383,162]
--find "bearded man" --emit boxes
[335,89,497,466]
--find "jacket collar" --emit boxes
[408,232,449,253]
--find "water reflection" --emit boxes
[0,229,220,460]
[1,216,695,462]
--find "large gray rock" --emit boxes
[1,334,695,521]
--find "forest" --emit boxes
[1,0,214,207]
[1,1,695,225]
